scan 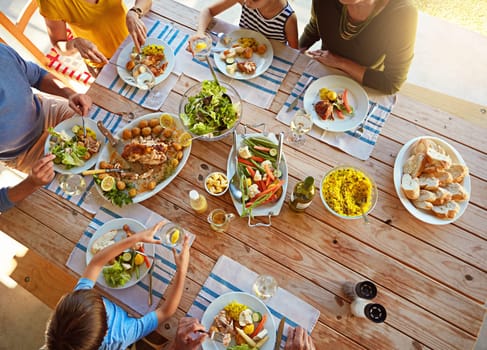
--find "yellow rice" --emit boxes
[322,167,373,217]
[224,301,248,321]
[141,44,165,56]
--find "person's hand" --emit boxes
[28,154,56,187]
[284,327,316,350]
[173,234,190,275]
[136,221,167,244]
[126,11,147,52]
[68,93,92,116]
[307,50,342,69]
[71,37,108,65]
[173,317,207,350]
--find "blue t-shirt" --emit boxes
[0,44,47,160]
[75,278,159,350]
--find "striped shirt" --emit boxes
[239,3,294,43]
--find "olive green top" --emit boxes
[299,0,418,94]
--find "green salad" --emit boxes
[180,80,240,135]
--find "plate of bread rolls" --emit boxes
[394,136,470,225]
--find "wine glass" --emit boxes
[157,223,184,248]
[191,33,213,61]
[252,275,278,301]
[58,174,87,196]
[287,109,313,145]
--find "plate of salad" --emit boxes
[227,133,288,221]
[86,218,154,289]
[201,292,276,350]
[303,75,369,132]
[179,80,242,141]
[45,116,103,174]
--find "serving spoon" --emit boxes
[229,130,243,201]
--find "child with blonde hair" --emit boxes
[190,0,298,49]
[43,221,190,349]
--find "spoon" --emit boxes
[210,31,231,46]
[229,130,243,201]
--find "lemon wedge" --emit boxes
[327,90,337,101]
[134,253,145,266]
[178,132,192,147]
[159,113,175,128]
[100,175,116,191]
[195,42,207,52]
[170,229,180,244]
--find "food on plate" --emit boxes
[205,172,229,195]
[321,167,374,217]
[400,138,469,219]
[219,36,267,76]
[237,61,257,74]
[90,225,150,288]
[235,136,284,217]
[125,44,168,77]
[314,87,354,120]
[180,80,241,136]
[209,300,270,348]
[48,124,101,169]
[94,114,190,207]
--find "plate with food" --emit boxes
[213,29,273,80]
[94,112,192,207]
[303,75,369,132]
[394,136,470,225]
[201,292,276,350]
[227,132,287,223]
[116,38,175,90]
[86,218,153,289]
[45,116,103,174]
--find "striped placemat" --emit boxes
[188,255,320,349]
[66,204,195,316]
[277,60,397,160]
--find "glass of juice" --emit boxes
[157,223,184,248]
[207,208,235,232]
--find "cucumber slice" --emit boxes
[225,57,235,65]
[269,148,278,157]
[121,252,132,262]
[252,311,262,322]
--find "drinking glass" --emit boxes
[157,223,184,248]
[191,33,213,61]
[287,109,313,145]
[58,174,87,196]
[252,275,278,301]
[207,208,235,232]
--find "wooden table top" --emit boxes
[1,1,485,349]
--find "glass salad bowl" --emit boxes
[179,80,242,141]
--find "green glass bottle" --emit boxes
[289,176,316,212]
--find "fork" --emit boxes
[80,115,87,137]
[354,102,377,137]
[198,330,229,343]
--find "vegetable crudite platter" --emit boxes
[394,136,471,225]
[303,75,369,132]
[201,292,276,350]
[93,112,192,207]
[86,218,154,289]
[227,128,287,227]
[45,116,103,174]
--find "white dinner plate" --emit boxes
[86,218,153,289]
[227,132,288,218]
[116,38,175,90]
[213,29,274,80]
[201,292,276,350]
[95,112,191,204]
[44,116,104,175]
[393,136,471,225]
[303,75,369,132]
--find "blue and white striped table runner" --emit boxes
[66,203,195,316]
[187,255,320,349]
[278,60,397,160]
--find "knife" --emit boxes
[81,168,124,176]
[148,260,155,306]
[286,76,314,112]
[97,121,125,154]
[274,317,286,350]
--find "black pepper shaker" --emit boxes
[343,280,377,300]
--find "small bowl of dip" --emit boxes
[320,165,378,220]
[205,171,229,196]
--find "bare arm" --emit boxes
[126,0,153,52]
[308,50,366,85]
[83,221,165,282]
[155,235,190,323]
[5,154,56,205]
[285,12,299,49]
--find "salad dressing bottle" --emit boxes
[189,190,208,214]
[289,176,316,212]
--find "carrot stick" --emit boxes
[238,158,255,167]
[253,145,270,152]
[138,245,150,268]
[250,155,265,162]
[246,165,255,179]
[251,314,268,338]
[342,89,352,114]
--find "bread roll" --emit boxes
[412,200,433,211]
[91,229,118,255]
[417,189,436,202]
[418,175,440,191]
[445,183,469,201]
[426,147,452,170]
[403,153,426,178]
[446,164,468,183]
[401,174,420,199]
[429,170,453,187]
[431,187,452,206]
[432,201,460,219]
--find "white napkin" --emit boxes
[277,60,397,160]
[66,204,195,316]
[187,255,320,349]
[44,106,129,214]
